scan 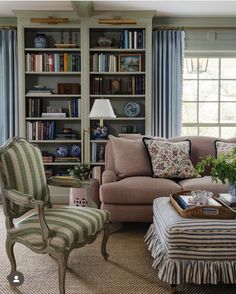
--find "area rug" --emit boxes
[0,206,235,294]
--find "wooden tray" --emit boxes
[170,190,236,219]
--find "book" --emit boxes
[92,166,102,184]
[178,195,221,209]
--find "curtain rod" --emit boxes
[153,25,236,31]
[0,26,17,29]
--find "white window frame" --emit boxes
[182,51,236,137]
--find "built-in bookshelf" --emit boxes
[23,27,82,177]
[17,13,152,180]
[89,27,147,166]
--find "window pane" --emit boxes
[221,127,236,138]
[199,103,218,123]
[199,127,219,137]
[181,127,198,136]
[183,81,197,101]
[221,81,236,101]
[199,58,219,79]
[199,80,218,101]
[184,58,197,79]
[182,103,197,123]
[220,103,236,123]
[221,58,236,78]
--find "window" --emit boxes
[182,57,236,138]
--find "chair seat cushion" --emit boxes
[9,207,109,251]
[100,176,182,204]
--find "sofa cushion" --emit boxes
[109,135,152,178]
[215,141,236,157]
[143,138,195,179]
[100,176,182,204]
[178,176,228,196]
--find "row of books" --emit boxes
[25,53,81,72]
[119,30,145,49]
[26,99,80,118]
[91,143,105,163]
[90,54,118,72]
[90,76,145,95]
[26,121,56,140]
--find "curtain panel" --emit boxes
[0,29,18,146]
[152,30,185,138]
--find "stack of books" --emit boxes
[26,121,56,140]
[43,156,53,163]
[219,193,236,207]
[177,195,221,210]
[54,157,80,163]
[68,99,80,117]
[27,98,42,117]
[55,131,77,140]
[41,113,66,118]
[26,86,53,96]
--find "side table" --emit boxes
[69,179,99,208]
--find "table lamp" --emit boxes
[89,99,116,126]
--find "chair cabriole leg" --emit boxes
[6,236,16,274]
[101,222,110,261]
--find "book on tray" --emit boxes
[177,195,221,210]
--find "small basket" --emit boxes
[170,190,236,219]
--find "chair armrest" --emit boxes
[47,176,82,188]
[5,189,51,245]
[102,170,117,184]
[5,189,34,207]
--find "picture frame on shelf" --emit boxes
[119,54,141,72]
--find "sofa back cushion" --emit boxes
[108,135,152,179]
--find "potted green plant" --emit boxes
[69,162,91,181]
[196,148,236,196]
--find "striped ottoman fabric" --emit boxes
[9,207,109,251]
[145,197,236,285]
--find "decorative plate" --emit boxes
[69,144,81,157]
[56,145,69,157]
[124,102,141,117]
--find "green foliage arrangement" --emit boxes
[69,162,91,181]
[195,148,236,184]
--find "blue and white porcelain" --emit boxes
[92,124,109,139]
[124,102,141,117]
[56,145,68,157]
[34,33,48,48]
[69,144,81,157]
[229,183,236,197]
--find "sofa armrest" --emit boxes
[102,170,117,184]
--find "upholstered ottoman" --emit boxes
[145,197,236,288]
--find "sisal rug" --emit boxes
[0,206,235,294]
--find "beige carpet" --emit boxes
[0,206,236,294]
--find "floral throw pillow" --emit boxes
[215,141,236,157]
[142,138,195,179]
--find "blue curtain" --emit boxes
[152,30,185,138]
[0,29,18,146]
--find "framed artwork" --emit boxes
[119,54,141,72]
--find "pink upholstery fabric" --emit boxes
[178,176,228,196]
[90,178,101,208]
[100,176,181,204]
[108,135,152,178]
[101,203,153,222]
[102,170,117,184]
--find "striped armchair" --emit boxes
[0,137,110,294]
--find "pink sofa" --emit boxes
[100,136,236,222]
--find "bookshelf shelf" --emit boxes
[90,72,145,75]
[90,140,108,143]
[90,95,145,98]
[25,48,81,52]
[91,162,105,166]
[43,162,80,166]
[25,72,81,75]
[30,140,81,143]
[89,48,145,52]
[90,117,145,121]
[26,94,81,98]
[26,117,81,121]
